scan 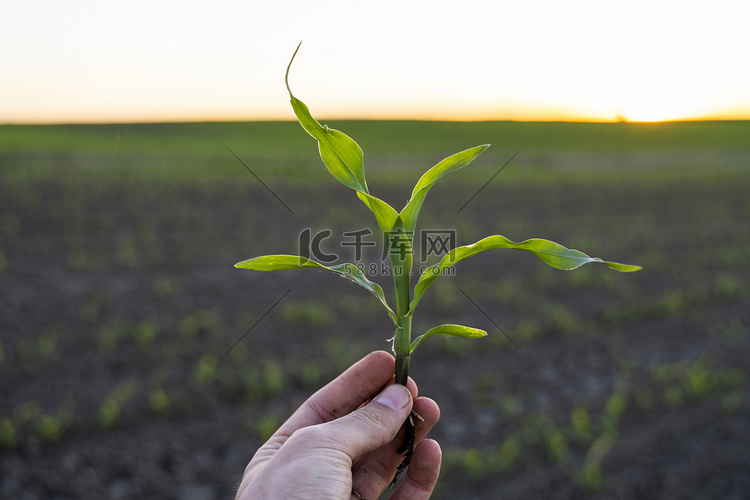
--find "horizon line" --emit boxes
[4,116,749,127]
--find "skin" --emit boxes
[235,350,442,500]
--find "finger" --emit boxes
[362,376,418,408]
[324,383,415,458]
[277,351,396,438]
[391,439,442,500]
[246,351,397,472]
[243,384,412,500]
[273,382,414,480]
[350,396,440,499]
[405,376,419,400]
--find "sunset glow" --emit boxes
[2,0,749,124]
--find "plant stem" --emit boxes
[389,229,415,488]
[392,237,412,385]
[390,311,415,488]
[394,317,411,385]
[383,219,413,384]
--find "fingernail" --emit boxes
[375,384,411,411]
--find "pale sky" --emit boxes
[2,0,749,123]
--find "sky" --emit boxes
[2,0,749,124]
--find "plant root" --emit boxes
[389,410,423,488]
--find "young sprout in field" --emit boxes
[235,43,641,486]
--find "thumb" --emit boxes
[326,383,413,459]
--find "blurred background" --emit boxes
[1,1,749,499]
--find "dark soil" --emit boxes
[1,165,749,499]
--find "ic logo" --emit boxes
[298,228,336,263]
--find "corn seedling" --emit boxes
[148,388,170,417]
[178,309,219,339]
[0,418,16,450]
[255,414,281,442]
[152,276,179,301]
[100,381,137,429]
[35,329,59,360]
[97,320,128,353]
[0,245,8,274]
[570,406,594,444]
[194,353,219,384]
[135,320,159,348]
[35,414,63,444]
[235,43,641,485]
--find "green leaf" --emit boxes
[356,191,399,234]
[285,44,400,235]
[235,254,320,271]
[410,235,642,312]
[286,43,368,194]
[400,144,489,236]
[410,324,487,353]
[235,255,397,324]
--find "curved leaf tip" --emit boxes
[285,41,303,96]
[284,43,369,195]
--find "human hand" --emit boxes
[235,350,441,500]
